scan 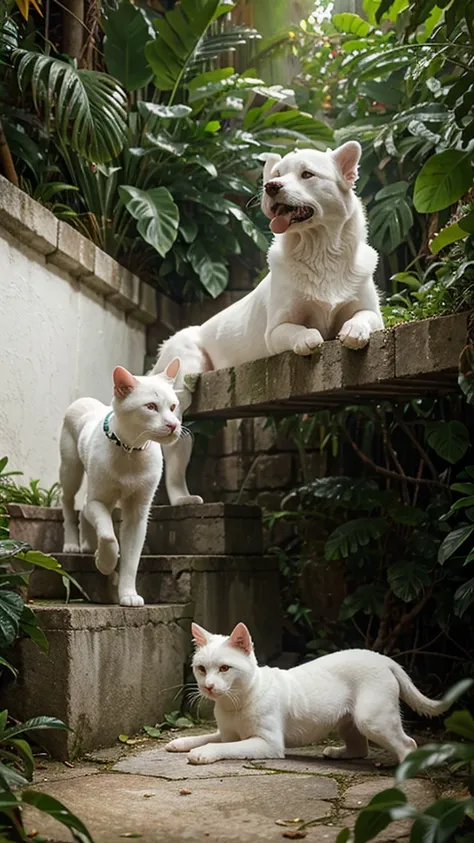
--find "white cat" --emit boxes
[152,142,383,506]
[59,360,182,607]
[165,622,451,765]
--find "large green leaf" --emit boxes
[425,420,470,464]
[454,576,474,616]
[395,742,474,783]
[13,50,128,163]
[413,150,473,213]
[445,709,474,741]
[228,205,269,250]
[103,1,154,91]
[145,0,232,98]
[21,791,94,843]
[353,788,411,843]
[325,518,388,561]
[187,241,228,298]
[333,12,372,36]
[387,561,431,602]
[0,590,24,649]
[0,539,30,561]
[438,525,474,564]
[3,716,70,740]
[369,183,413,254]
[256,110,333,145]
[119,186,179,257]
[410,797,474,843]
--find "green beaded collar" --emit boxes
[103,412,147,453]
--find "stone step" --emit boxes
[4,603,192,760]
[8,502,263,556]
[27,553,281,663]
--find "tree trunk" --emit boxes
[0,119,19,186]
[62,0,84,59]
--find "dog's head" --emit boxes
[261,142,361,234]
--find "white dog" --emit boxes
[152,141,383,505]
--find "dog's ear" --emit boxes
[262,153,282,183]
[332,141,362,187]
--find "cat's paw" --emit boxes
[187,747,220,765]
[164,738,190,753]
[323,745,367,760]
[95,536,119,575]
[119,592,144,607]
[173,495,204,506]
[293,330,324,356]
[338,320,371,350]
[63,542,80,554]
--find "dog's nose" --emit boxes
[265,180,283,197]
[166,422,177,432]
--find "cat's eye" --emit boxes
[196,665,206,674]
[301,170,315,179]
[170,404,177,412]
[219,665,230,673]
[146,402,158,412]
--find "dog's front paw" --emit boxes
[119,591,144,607]
[188,747,220,765]
[338,320,371,350]
[293,330,324,356]
[165,738,191,753]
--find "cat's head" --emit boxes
[112,359,182,444]
[191,622,258,701]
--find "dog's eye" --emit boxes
[146,403,158,411]
[219,665,230,673]
[301,170,315,179]
[197,665,206,674]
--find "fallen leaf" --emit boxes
[282,832,307,840]
[276,819,302,826]
[143,793,154,798]
[63,761,74,768]
[143,725,162,738]
[179,788,192,796]
[118,734,129,743]
[26,830,38,838]
[126,739,139,746]
[119,834,142,838]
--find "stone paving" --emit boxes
[25,728,444,843]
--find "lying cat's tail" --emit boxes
[391,662,451,717]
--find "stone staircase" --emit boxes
[6,503,281,760]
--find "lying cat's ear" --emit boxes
[262,153,282,184]
[113,366,138,399]
[332,141,361,187]
[191,622,210,648]
[228,623,253,655]
[164,358,181,383]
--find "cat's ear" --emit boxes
[262,153,282,183]
[164,358,181,383]
[332,141,361,187]
[228,623,253,655]
[191,622,210,648]
[113,366,138,399]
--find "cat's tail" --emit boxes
[149,326,213,412]
[391,662,451,717]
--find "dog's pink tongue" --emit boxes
[270,213,292,234]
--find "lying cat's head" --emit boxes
[112,358,182,445]
[191,622,258,701]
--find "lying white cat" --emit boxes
[152,141,383,506]
[59,360,181,606]
[165,622,451,765]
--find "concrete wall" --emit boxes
[0,177,157,488]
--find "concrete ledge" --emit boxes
[187,312,468,419]
[0,176,156,324]
[8,503,262,556]
[4,602,192,759]
[28,553,281,663]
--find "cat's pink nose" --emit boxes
[166,422,177,432]
[205,683,215,691]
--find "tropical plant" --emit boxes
[336,701,474,843]
[0,457,60,510]
[267,395,474,681]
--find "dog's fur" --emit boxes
[152,142,383,505]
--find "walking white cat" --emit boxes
[165,622,451,765]
[152,141,384,506]
[59,360,182,607]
